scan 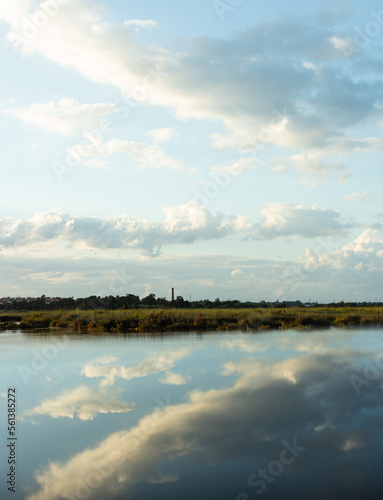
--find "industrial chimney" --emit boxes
[171,287,175,302]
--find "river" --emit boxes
[1,327,383,499]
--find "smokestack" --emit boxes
[171,287,174,302]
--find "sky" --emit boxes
[0,0,382,302]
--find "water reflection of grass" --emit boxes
[1,307,382,333]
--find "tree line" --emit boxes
[0,294,381,311]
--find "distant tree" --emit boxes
[174,296,185,307]
[157,297,170,307]
[141,294,157,306]
[125,294,140,307]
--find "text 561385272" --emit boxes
[7,388,17,493]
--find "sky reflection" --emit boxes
[1,329,383,499]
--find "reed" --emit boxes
[1,307,383,333]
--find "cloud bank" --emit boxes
[0,203,351,257]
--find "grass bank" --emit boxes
[1,307,383,333]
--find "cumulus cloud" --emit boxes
[24,386,134,421]
[1,227,382,302]
[251,203,352,240]
[210,157,262,177]
[1,0,150,94]
[146,127,179,144]
[0,203,353,257]
[302,227,383,275]
[1,1,382,182]
[0,203,248,257]
[67,138,185,171]
[344,191,369,202]
[3,98,120,136]
[272,152,351,185]
[297,227,381,271]
[269,226,383,302]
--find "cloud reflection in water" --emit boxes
[26,336,383,500]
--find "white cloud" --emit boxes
[3,98,119,136]
[210,157,262,177]
[0,202,353,258]
[272,152,351,186]
[251,203,352,240]
[344,191,369,202]
[1,2,381,179]
[269,226,383,301]
[0,203,234,256]
[300,228,383,274]
[2,234,383,301]
[82,157,109,168]
[329,35,353,54]
[1,0,149,94]
[24,386,134,421]
[124,19,157,29]
[146,127,179,144]
[68,138,185,171]
[230,269,243,276]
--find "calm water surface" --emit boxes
[1,328,383,500]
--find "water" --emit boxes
[1,327,383,500]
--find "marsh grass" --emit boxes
[1,307,383,333]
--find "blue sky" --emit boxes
[0,0,383,301]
